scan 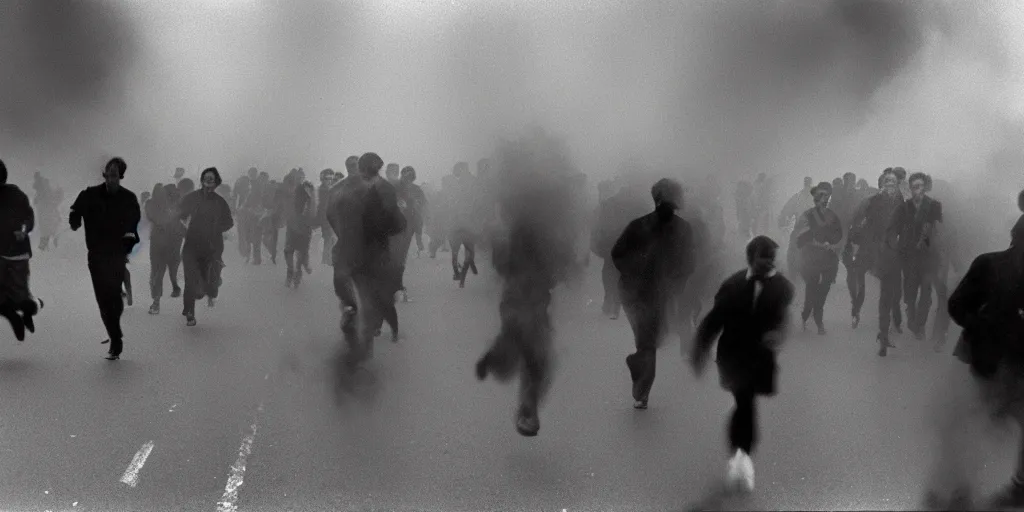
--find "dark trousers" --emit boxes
[623,296,666,403]
[237,216,251,259]
[729,391,757,454]
[321,231,335,265]
[450,230,477,286]
[88,255,127,355]
[182,248,223,317]
[245,216,262,263]
[846,264,867,319]
[284,229,312,276]
[476,279,553,418]
[149,243,181,299]
[903,256,936,335]
[878,270,903,336]
[801,262,836,328]
[333,269,390,366]
[601,258,621,317]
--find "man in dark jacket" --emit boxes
[612,178,695,410]
[69,157,140,360]
[888,172,943,341]
[317,168,336,265]
[178,167,234,326]
[922,200,1024,510]
[590,181,647,320]
[146,183,184,314]
[285,180,317,288]
[692,235,795,494]
[0,160,41,341]
[328,153,406,364]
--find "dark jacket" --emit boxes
[796,207,843,272]
[693,269,795,395]
[887,195,943,262]
[327,174,407,275]
[0,184,34,258]
[178,190,233,256]
[611,209,694,300]
[949,244,1024,378]
[850,192,904,277]
[69,184,141,258]
[317,184,332,233]
[591,189,648,259]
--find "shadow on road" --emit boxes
[0,358,37,383]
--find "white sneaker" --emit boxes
[726,449,755,493]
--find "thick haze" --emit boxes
[1,0,1023,203]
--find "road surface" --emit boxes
[0,238,1014,511]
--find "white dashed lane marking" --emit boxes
[217,403,264,512]
[120,441,155,488]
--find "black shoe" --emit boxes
[170,288,182,298]
[515,406,539,437]
[633,400,648,410]
[105,354,120,361]
[2,309,25,341]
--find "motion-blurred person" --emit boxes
[317,168,336,265]
[590,181,647,320]
[178,167,233,327]
[390,166,426,301]
[928,178,963,351]
[0,160,41,341]
[173,167,186,184]
[385,163,400,184]
[328,153,406,364]
[779,176,815,279]
[285,180,316,288]
[69,157,140,360]
[842,173,888,328]
[888,172,942,341]
[428,175,453,258]
[612,178,695,409]
[691,235,794,493]
[146,184,180,314]
[449,162,480,288]
[33,173,63,252]
[476,131,581,437]
[851,169,905,356]
[242,172,267,264]
[921,199,1024,510]
[233,167,257,261]
[735,180,754,240]
[795,182,842,335]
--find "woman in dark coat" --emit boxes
[691,235,794,493]
[178,167,233,326]
[795,182,843,335]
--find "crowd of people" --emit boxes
[0,150,1023,508]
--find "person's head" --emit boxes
[908,172,930,201]
[258,171,269,182]
[174,167,185,180]
[345,155,359,175]
[843,172,856,187]
[832,177,843,190]
[880,169,898,196]
[385,163,400,181]
[891,166,907,183]
[746,235,779,275]
[400,166,416,183]
[651,178,683,212]
[857,178,869,190]
[0,159,6,184]
[811,181,832,209]
[200,167,222,192]
[151,183,167,203]
[104,157,127,189]
[1018,188,1024,214]
[803,176,813,189]
[320,168,334,185]
[358,152,384,178]
[248,167,258,179]
[178,178,195,195]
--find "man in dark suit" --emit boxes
[612,178,695,410]
[691,235,795,493]
[922,195,1024,510]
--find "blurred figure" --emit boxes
[428,175,452,258]
[692,235,794,494]
[795,182,843,335]
[751,173,772,236]
[928,178,962,351]
[450,162,480,288]
[233,167,257,261]
[318,168,336,265]
[476,130,581,437]
[242,172,268,264]
[328,152,406,365]
[842,173,888,328]
[69,157,140,360]
[613,178,695,409]
[921,200,1024,510]
[854,168,905,356]
[0,160,41,341]
[390,166,426,302]
[779,176,815,280]
[285,180,317,288]
[146,183,183,314]
[591,180,647,320]
[33,173,63,252]
[888,172,942,341]
[735,180,754,240]
[385,163,400,184]
[178,167,233,327]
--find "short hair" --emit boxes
[651,178,683,208]
[1017,188,1024,214]
[908,172,931,191]
[0,159,6,184]
[320,168,334,179]
[891,166,907,181]
[811,181,832,196]
[401,166,416,181]
[358,153,384,176]
[107,157,127,179]
[746,235,779,264]
[200,167,223,186]
[345,156,359,171]
[843,172,856,181]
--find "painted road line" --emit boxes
[119,441,155,488]
[217,403,264,512]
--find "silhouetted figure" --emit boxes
[0,160,40,341]
[889,172,943,341]
[178,167,233,327]
[69,157,140,360]
[591,181,648,320]
[692,235,794,494]
[612,178,695,409]
[285,180,316,288]
[390,166,426,302]
[328,153,406,366]
[854,168,905,356]
[318,168,336,265]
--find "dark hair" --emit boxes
[0,159,6,184]
[891,166,907,181]
[107,157,127,179]
[651,178,683,209]
[811,181,832,196]
[843,172,856,181]
[746,235,779,264]
[908,172,931,191]
[1018,189,1024,214]
[345,156,359,170]
[358,153,384,176]
[200,167,223,186]
[320,168,334,179]
[401,166,416,181]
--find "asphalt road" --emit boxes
[0,235,1016,512]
